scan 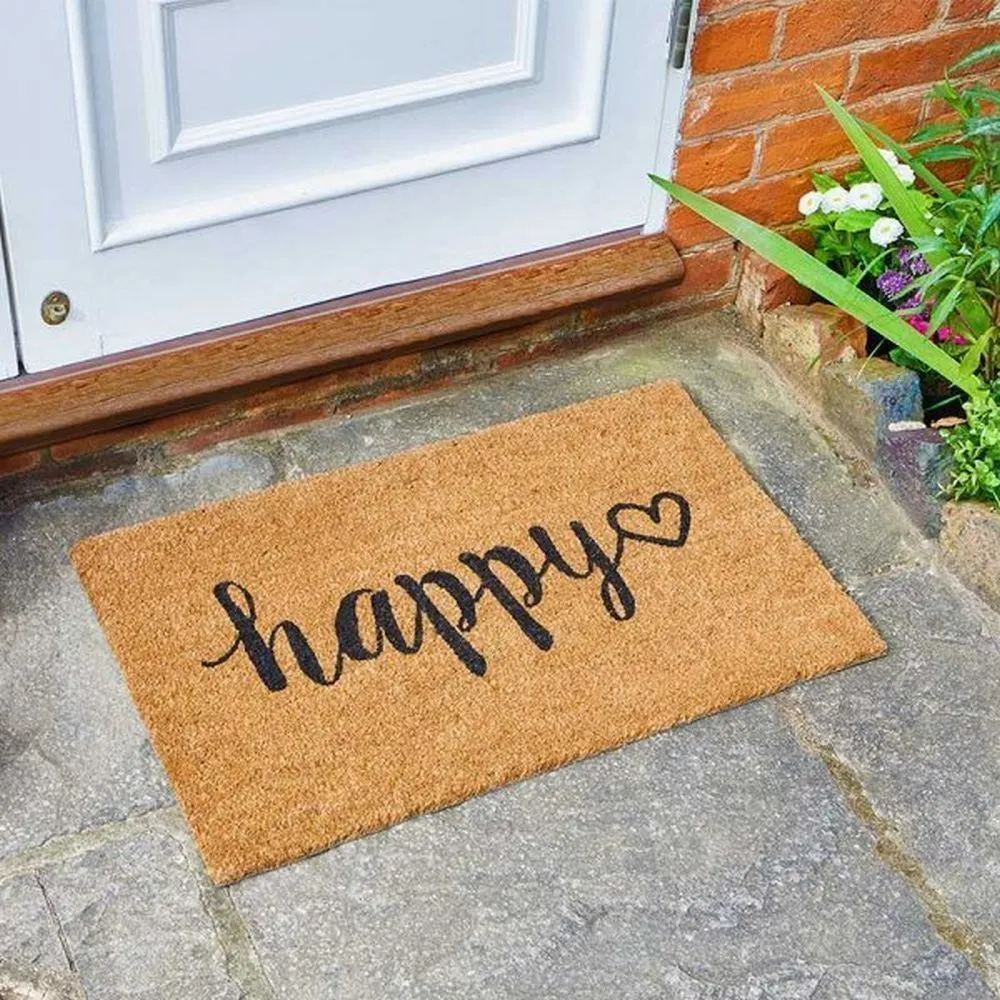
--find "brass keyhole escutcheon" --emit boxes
[41,291,70,326]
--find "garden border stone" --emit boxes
[761,301,1000,611]
[940,501,1000,610]
[876,424,953,537]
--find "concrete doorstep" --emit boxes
[2,311,1000,998]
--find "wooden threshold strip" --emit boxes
[0,229,683,455]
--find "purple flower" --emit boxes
[898,247,931,276]
[877,269,910,299]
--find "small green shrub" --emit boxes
[944,382,1000,505]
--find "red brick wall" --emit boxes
[667,0,1000,307]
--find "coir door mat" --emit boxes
[74,381,885,884]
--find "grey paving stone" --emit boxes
[0,962,84,1000]
[787,565,1000,940]
[38,829,240,1000]
[232,700,988,1000]
[0,874,69,974]
[0,451,276,858]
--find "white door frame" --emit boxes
[0,212,18,380]
[644,0,697,234]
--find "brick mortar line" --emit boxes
[682,109,961,192]
[687,19,990,87]
[678,81,938,149]
[749,130,767,181]
[698,0,806,24]
[844,47,861,97]
[685,150,859,201]
[777,696,1000,993]
[769,6,787,60]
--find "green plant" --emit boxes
[796,166,928,288]
[769,45,1000,389]
[944,381,1000,504]
[651,47,1000,401]
[849,45,1000,382]
[910,42,1000,194]
[649,108,986,397]
[902,186,1000,381]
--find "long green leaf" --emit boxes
[819,88,934,240]
[960,333,990,377]
[915,144,976,162]
[964,116,1000,138]
[966,84,1000,105]
[823,89,993,337]
[928,279,965,337]
[650,176,986,399]
[910,122,962,142]
[978,190,1000,237]
[952,41,1000,74]
[861,118,955,202]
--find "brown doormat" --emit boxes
[74,381,885,884]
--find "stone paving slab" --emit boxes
[0,312,998,997]
[0,874,69,973]
[36,828,240,1000]
[0,454,276,860]
[787,565,1000,964]
[232,700,988,1000]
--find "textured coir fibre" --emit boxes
[73,381,885,884]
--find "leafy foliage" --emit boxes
[649,42,1000,505]
[647,174,985,398]
[910,44,1000,191]
[816,46,1000,385]
[943,381,1000,504]
[798,169,906,288]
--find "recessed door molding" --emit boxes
[139,0,545,163]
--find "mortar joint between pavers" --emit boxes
[0,806,180,886]
[777,695,1000,992]
[160,817,277,1000]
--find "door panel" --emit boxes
[86,0,604,246]
[0,0,675,373]
[159,0,532,154]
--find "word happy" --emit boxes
[202,491,692,692]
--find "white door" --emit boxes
[0,0,676,374]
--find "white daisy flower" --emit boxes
[869,216,905,247]
[878,148,900,168]
[848,182,883,211]
[798,190,824,216]
[893,162,916,186]
[820,186,851,213]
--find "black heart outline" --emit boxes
[607,491,691,548]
